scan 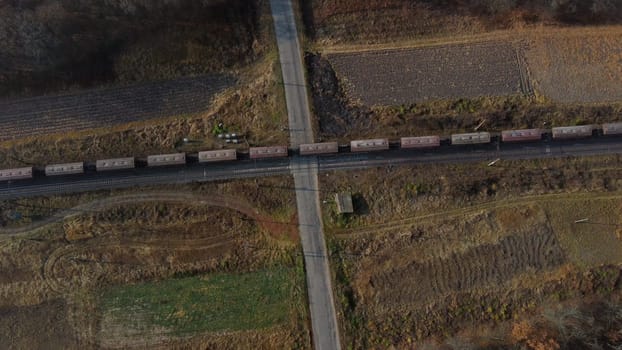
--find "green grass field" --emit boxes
[99,268,298,336]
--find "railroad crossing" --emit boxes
[269,0,342,349]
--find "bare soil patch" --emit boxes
[328,41,525,105]
[369,227,565,307]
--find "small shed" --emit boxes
[335,192,353,214]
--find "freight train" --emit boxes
[2,123,621,182]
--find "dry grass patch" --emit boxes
[545,197,622,267]
[321,155,622,232]
[525,29,622,103]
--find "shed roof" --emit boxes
[335,192,353,214]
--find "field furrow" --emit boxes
[0,75,235,141]
[327,41,524,106]
[372,228,565,308]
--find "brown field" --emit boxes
[525,29,622,103]
[327,41,527,105]
[0,75,233,142]
[307,29,622,141]
[0,300,79,349]
[320,156,622,347]
[0,177,309,349]
[322,27,622,108]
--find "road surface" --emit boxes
[270,0,342,349]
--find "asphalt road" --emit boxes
[270,0,342,349]
[270,0,313,147]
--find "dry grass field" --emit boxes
[320,156,622,347]
[525,28,622,103]
[328,41,527,105]
[0,176,309,349]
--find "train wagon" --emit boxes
[451,132,491,145]
[45,162,84,176]
[602,122,622,136]
[400,136,440,149]
[350,138,389,152]
[0,167,33,181]
[299,142,339,155]
[198,149,237,162]
[96,157,135,171]
[551,125,593,140]
[147,153,186,167]
[249,146,288,159]
[501,129,542,142]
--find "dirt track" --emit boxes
[0,191,296,240]
[0,75,234,142]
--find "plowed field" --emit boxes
[371,228,564,307]
[327,41,527,105]
[0,75,234,142]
